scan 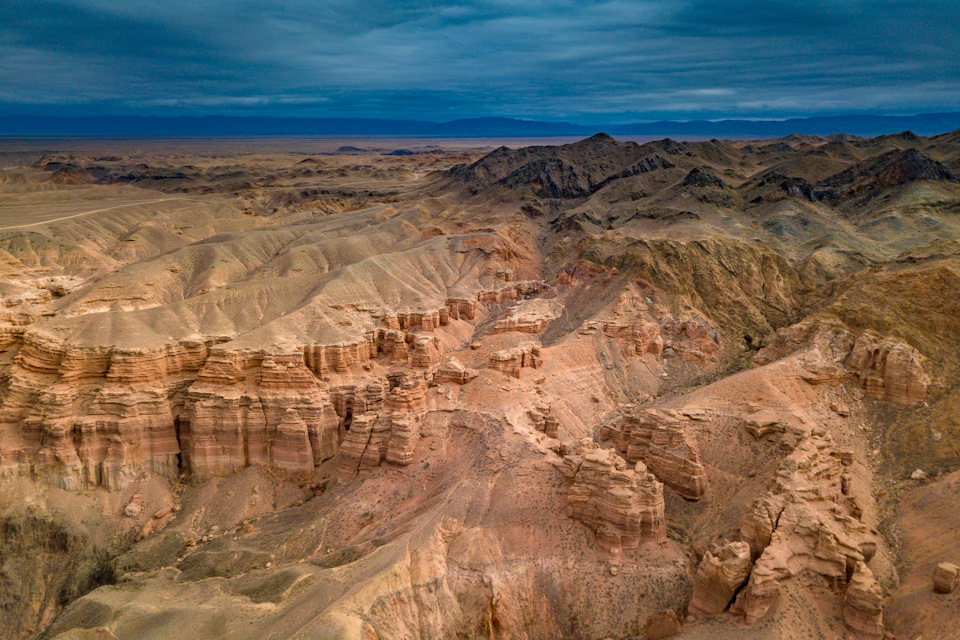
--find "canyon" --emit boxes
[1,130,960,639]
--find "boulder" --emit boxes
[933,562,960,594]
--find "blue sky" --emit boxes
[1,0,958,122]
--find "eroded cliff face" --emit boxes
[3,133,960,640]
[557,440,667,561]
[0,287,512,490]
[755,317,931,406]
[733,426,879,628]
[601,407,708,500]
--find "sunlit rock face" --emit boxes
[557,440,667,559]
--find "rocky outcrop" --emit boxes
[489,342,542,378]
[491,299,562,334]
[846,332,929,405]
[0,284,483,489]
[755,319,929,405]
[817,148,958,202]
[383,374,428,465]
[0,332,214,490]
[645,610,682,640]
[410,335,442,369]
[304,335,377,376]
[330,379,387,423]
[380,297,477,330]
[843,561,885,640]
[476,281,548,304]
[432,357,478,385]
[557,440,666,559]
[444,297,477,321]
[579,283,720,365]
[336,412,386,477]
[689,541,752,616]
[735,428,879,625]
[377,330,409,362]
[528,403,559,438]
[933,562,960,593]
[269,409,314,473]
[601,408,707,500]
[337,374,428,477]
[449,133,674,199]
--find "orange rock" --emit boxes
[558,441,666,558]
[933,562,960,593]
[689,541,752,615]
[601,408,707,500]
[843,561,885,640]
[645,610,682,640]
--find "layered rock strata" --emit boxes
[600,407,707,500]
[933,562,960,593]
[578,283,720,365]
[337,373,428,477]
[184,351,340,479]
[431,357,478,385]
[556,440,667,559]
[528,403,559,438]
[735,428,880,626]
[476,280,548,304]
[0,293,478,489]
[491,299,562,334]
[755,319,929,405]
[843,561,885,640]
[0,332,214,489]
[410,335,443,369]
[689,541,753,616]
[489,342,542,378]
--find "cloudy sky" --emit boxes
[1,0,958,122]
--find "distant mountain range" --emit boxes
[2,113,960,138]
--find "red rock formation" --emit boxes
[383,374,428,465]
[304,335,377,376]
[185,349,339,479]
[557,440,666,559]
[336,412,385,477]
[601,408,707,500]
[410,335,442,369]
[736,428,879,625]
[330,379,387,428]
[0,331,214,489]
[689,541,753,616]
[578,283,720,364]
[933,562,960,593]
[645,610,682,640]
[476,280,548,303]
[843,561,885,640]
[755,319,929,405]
[383,307,449,332]
[336,374,427,476]
[488,342,542,378]
[444,297,477,321]
[432,357,478,385]
[377,329,409,362]
[491,299,562,334]
[528,404,559,438]
[846,332,929,405]
[269,408,314,473]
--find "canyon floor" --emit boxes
[1,132,960,640]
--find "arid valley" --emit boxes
[1,130,959,639]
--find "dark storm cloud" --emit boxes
[1,0,958,120]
